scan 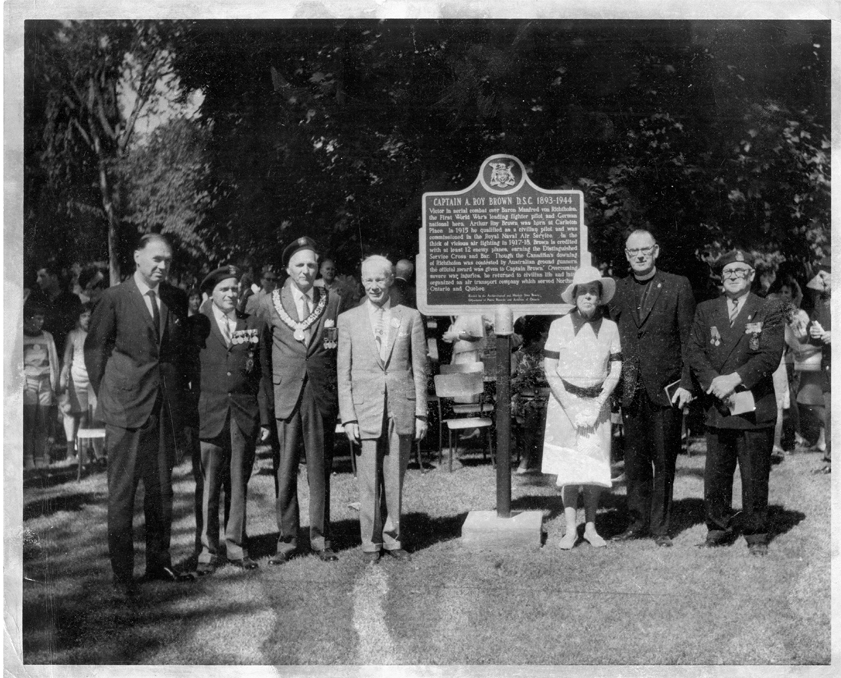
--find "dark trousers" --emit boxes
[198,413,255,563]
[704,426,774,544]
[274,380,334,554]
[106,404,175,584]
[622,392,682,536]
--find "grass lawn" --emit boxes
[16,438,832,666]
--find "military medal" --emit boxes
[323,319,337,350]
[272,289,328,343]
[745,322,762,351]
[710,326,721,346]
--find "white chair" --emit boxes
[433,370,494,472]
[76,427,106,481]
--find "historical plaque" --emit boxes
[417,154,589,316]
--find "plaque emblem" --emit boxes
[489,161,516,188]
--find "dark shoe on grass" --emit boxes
[612,528,649,542]
[362,551,381,564]
[315,548,339,562]
[112,580,139,599]
[654,535,673,548]
[268,551,294,566]
[196,562,216,576]
[228,557,259,570]
[144,566,197,583]
[384,548,412,562]
[748,543,768,557]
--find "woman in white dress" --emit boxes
[542,266,622,549]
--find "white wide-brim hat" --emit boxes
[561,265,616,305]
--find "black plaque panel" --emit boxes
[418,154,588,316]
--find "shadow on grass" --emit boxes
[24,465,104,490]
[23,492,104,520]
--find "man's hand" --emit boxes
[708,373,742,400]
[260,426,271,443]
[415,418,428,441]
[344,422,360,445]
[671,386,694,409]
[809,321,824,340]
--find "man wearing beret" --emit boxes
[257,237,342,563]
[337,255,427,563]
[688,249,785,556]
[189,266,270,574]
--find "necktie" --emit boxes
[300,295,312,344]
[147,290,160,340]
[375,307,386,358]
[729,298,739,327]
[221,314,232,346]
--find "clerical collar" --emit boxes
[633,268,657,283]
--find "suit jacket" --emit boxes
[258,280,341,421]
[390,278,417,310]
[337,300,427,438]
[84,277,188,430]
[608,270,696,407]
[189,307,269,440]
[687,293,785,429]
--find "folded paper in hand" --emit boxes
[728,390,756,416]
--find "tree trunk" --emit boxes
[98,160,121,285]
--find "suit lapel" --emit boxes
[621,278,642,328]
[719,294,760,364]
[382,305,402,365]
[306,287,324,355]
[638,273,663,326]
[205,307,228,349]
[364,303,385,368]
[126,277,158,338]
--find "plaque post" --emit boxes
[494,306,513,519]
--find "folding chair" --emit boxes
[76,427,106,481]
[433,370,494,472]
[439,362,494,417]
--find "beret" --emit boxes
[201,265,241,294]
[717,249,755,270]
[282,236,319,266]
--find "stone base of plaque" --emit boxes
[460,510,544,550]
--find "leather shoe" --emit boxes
[362,551,381,564]
[196,562,216,576]
[384,548,412,562]
[228,557,259,570]
[144,566,197,583]
[612,528,649,542]
[654,535,673,548]
[697,537,726,549]
[748,543,768,557]
[315,548,339,562]
[113,580,139,599]
[268,551,293,566]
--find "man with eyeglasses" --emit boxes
[687,249,785,556]
[608,229,695,547]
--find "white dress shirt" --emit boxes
[134,271,161,319]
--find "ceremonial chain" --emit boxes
[272,289,328,341]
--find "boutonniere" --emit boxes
[325,319,335,329]
[710,326,721,347]
[745,322,763,350]
[390,317,400,329]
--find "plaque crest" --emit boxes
[489,161,516,188]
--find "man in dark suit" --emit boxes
[608,229,695,547]
[337,256,427,563]
[84,234,193,596]
[257,237,343,563]
[389,258,417,310]
[688,249,785,556]
[190,266,270,575]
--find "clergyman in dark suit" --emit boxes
[190,266,270,574]
[84,234,194,596]
[257,237,343,563]
[688,249,785,556]
[608,229,695,547]
[337,255,427,563]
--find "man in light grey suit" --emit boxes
[337,255,428,563]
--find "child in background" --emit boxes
[23,300,59,469]
[60,303,104,465]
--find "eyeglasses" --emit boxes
[722,268,753,279]
[625,246,657,256]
